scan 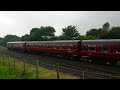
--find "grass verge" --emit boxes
[0,54,79,79]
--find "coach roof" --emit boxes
[82,39,120,43]
[7,41,27,44]
[26,40,81,43]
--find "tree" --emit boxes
[99,22,110,39]
[40,26,56,40]
[21,34,30,41]
[86,28,101,38]
[29,26,56,41]
[29,30,43,41]
[58,35,72,40]
[77,35,97,40]
[62,25,80,40]
[102,22,110,31]
[85,22,110,39]
[108,27,120,39]
[30,28,39,35]
[0,37,4,46]
[3,34,20,46]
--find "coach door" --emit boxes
[77,41,81,52]
[24,42,26,51]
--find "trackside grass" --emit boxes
[0,54,80,79]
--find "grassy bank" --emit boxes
[0,54,79,79]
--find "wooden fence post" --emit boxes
[36,60,39,79]
[23,59,26,75]
[8,56,10,66]
[13,57,15,70]
[2,54,4,63]
[3,55,5,65]
[56,63,60,79]
[83,71,85,79]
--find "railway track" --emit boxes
[0,47,120,79]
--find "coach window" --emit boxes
[56,44,59,49]
[31,44,33,47]
[62,45,65,49]
[35,44,37,47]
[36,44,38,47]
[34,44,36,47]
[54,46,56,49]
[48,45,50,48]
[81,45,85,51]
[40,44,42,48]
[53,45,55,49]
[68,44,72,50]
[51,45,53,48]
[55,46,58,49]
[101,45,109,52]
[49,45,51,48]
[27,44,29,47]
[28,44,30,47]
[32,44,34,47]
[37,44,39,48]
[33,44,35,47]
[29,44,31,47]
[89,47,96,52]
[59,44,62,49]
[37,44,39,47]
[46,44,48,48]
[33,44,34,47]
[50,45,52,48]
[116,47,120,53]
[30,44,32,47]
[73,45,77,50]
[57,46,60,49]
[38,44,40,48]
[41,44,43,48]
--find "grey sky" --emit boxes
[0,11,120,38]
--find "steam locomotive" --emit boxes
[6,39,120,65]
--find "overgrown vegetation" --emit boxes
[0,54,79,79]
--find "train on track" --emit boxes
[6,39,120,65]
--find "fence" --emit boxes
[0,53,78,79]
[0,53,120,79]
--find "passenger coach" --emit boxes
[6,41,27,51]
[26,40,81,58]
[81,39,120,65]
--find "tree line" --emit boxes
[0,22,120,46]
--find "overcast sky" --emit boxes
[0,11,120,38]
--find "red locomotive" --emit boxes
[6,39,120,65]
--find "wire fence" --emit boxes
[0,53,120,79]
[0,53,79,79]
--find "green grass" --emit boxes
[0,54,80,79]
